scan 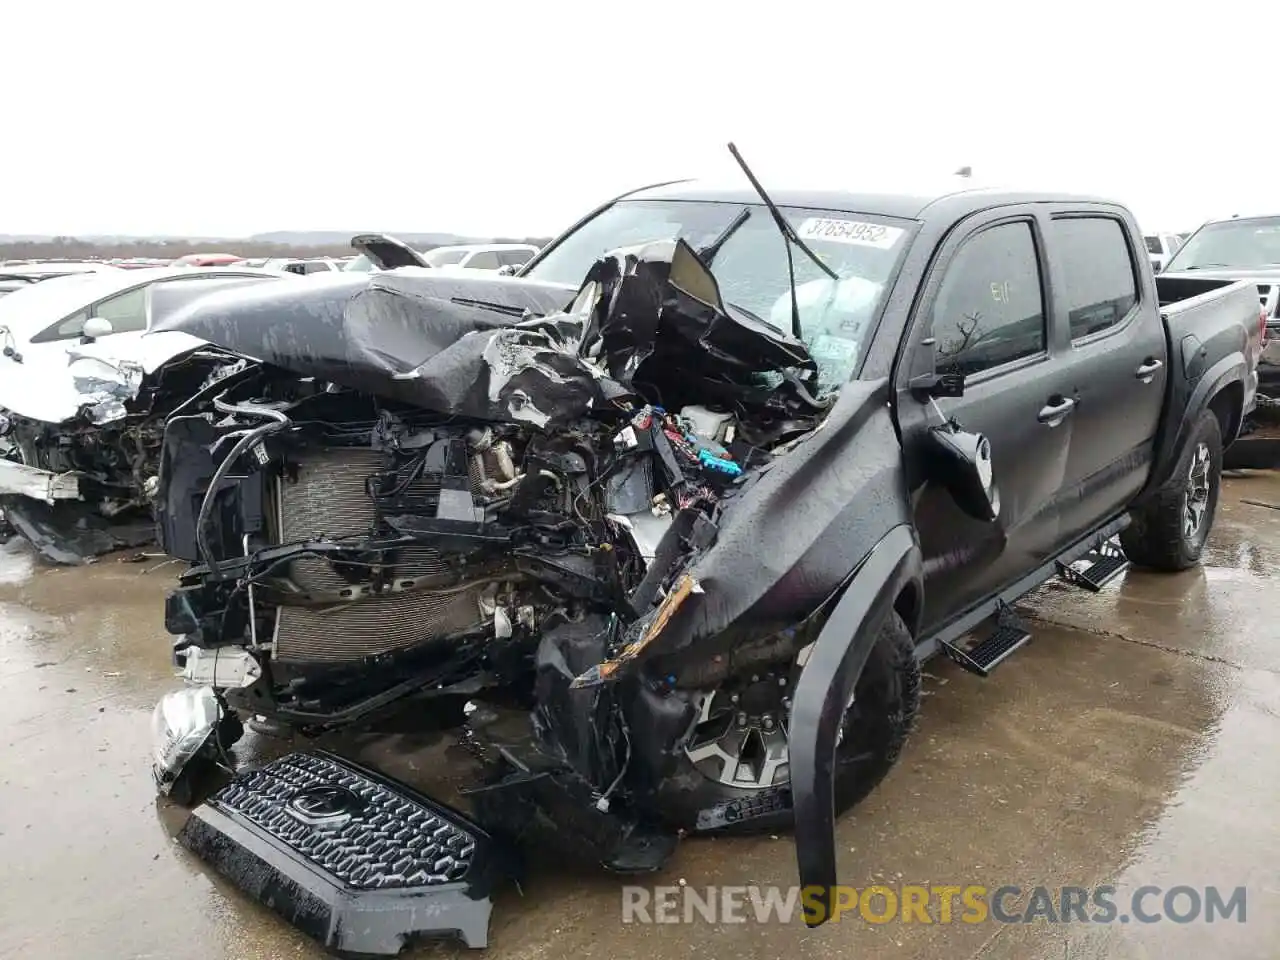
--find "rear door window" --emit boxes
[1050,217,1139,341]
[929,221,1047,378]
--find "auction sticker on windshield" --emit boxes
[797,218,904,250]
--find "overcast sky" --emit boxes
[1,1,1274,238]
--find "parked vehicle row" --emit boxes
[342,238,540,273]
[0,261,121,298]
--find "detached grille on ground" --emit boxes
[273,448,487,664]
[178,750,500,952]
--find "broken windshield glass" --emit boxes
[524,199,913,389]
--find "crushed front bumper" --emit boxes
[0,457,80,502]
[178,750,504,954]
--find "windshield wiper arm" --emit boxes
[697,208,752,265]
[726,142,837,341]
[726,144,837,283]
[727,144,834,345]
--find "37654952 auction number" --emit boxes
[796,218,904,249]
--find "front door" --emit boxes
[896,213,1077,632]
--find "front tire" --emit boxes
[1121,409,1222,571]
[660,610,920,834]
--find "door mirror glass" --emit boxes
[925,420,1000,522]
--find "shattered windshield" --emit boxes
[524,199,913,387]
[1165,217,1280,271]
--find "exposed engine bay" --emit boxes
[153,235,884,878]
[0,349,250,563]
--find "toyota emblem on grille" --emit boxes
[285,784,365,827]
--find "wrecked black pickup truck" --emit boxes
[147,165,1261,954]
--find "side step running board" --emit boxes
[1055,534,1130,592]
[940,603,1032,677]
[178,750,504,955]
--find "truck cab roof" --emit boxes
[624,179,1119,222]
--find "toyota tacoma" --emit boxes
[146,156,1262,954]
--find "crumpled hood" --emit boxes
[153,242,817,428]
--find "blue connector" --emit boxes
[686,433,729,459]
[698,449,742,477]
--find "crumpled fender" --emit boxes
[788,522,922,926]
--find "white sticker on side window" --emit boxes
[797,218,904,249]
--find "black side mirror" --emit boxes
[925,420,1000,522]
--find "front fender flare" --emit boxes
[789,523,922,926]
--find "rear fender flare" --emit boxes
[788,523,922,926]
[1148,353,1245,495]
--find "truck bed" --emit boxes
[1157,276,1262,372]
[1156,273,1255,309]
[1153,273,1261,444]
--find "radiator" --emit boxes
[272,447,487,664]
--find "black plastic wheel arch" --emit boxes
[787,524,922,926]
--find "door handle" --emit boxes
[1135,358,1164,383]
[1037,396,1076,427]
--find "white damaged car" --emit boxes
[0,267,290,563]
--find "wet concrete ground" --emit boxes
[2,476,1280,960]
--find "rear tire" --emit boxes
[660,610,920,835]
[1121,409,1222,571]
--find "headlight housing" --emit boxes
[150,685,221,791]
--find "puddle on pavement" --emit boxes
[1023,474,1280,674]
[1,479,1279,958]
[0,539,35,586]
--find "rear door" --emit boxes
[896,209,1078,630]
[1045,212,1166,537]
